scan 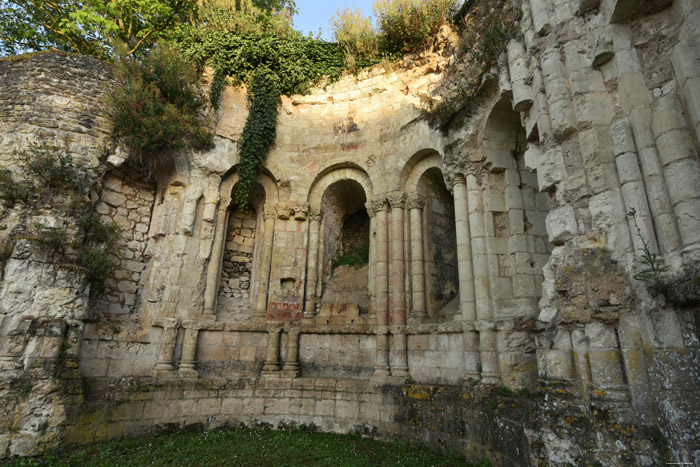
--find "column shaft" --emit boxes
[371,199,390,378]
[262,328,281,373]
[203,198,231,314]
[388,193,408,378]
[407,194,427,320]
[254,205,276,320]
[282,330,300,377]
[303,211,323,320]
[179,322,201,379]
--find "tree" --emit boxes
[0,0,198,59]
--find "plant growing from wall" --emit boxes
[423,0,518,127]
[109,42,214,179]
[627,208,700,306]
[0,142,121,297]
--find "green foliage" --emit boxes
[109,42,214,178]
[0,143,121,297]
[174,27,348,207]
[196,0,296,36]
[5,427,480,466]
[373,0,456,54]
[331,242,370,273]
[627,208,669,293]
[0,0,198,59]
[18,143,82,196]
[424,1,517,127]
[331,7,378,70]
[235,69,280,207]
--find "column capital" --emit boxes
[449,173,466,187]
[263,204,276,219]
[406,193,426,210]
[219,197,232,209]
[276,203,294,220]
[387,191,406,209]
[294,203,310,221]
[365,198,387,216]
[308,209,323,222]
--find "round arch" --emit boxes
[404,152,445,194]
[307,166,373,209]
[218,167,279,205]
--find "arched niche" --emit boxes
[481,97,552,389]
[416,167,459,320]
[404,151,459,322]
[216,182,266,322]
[318,179,370,321]
[213,169,279,322]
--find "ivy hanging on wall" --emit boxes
[173,29,382,207]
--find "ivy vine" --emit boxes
[174,29,382,206]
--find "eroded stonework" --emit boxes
[1,0,699,464]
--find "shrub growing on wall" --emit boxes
[373,0,456,53]
[109,42,214,178]
[0,142,121,297]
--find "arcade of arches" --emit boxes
[1,0,700,462]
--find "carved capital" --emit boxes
[276,203,293,220]
[308,209,323,222]
[365,199,387,216]
[219,197,232,210]
[263,205,276,219]
[387,191,406,209]
[449,173,466,187]
[405,193,426,210]
[294,203,310,221]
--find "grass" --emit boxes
[8,428,486,466]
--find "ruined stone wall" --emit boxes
[94,168,156,318]
[1,0,700,463]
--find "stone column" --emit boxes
[452,174,480,381]
[153,318,180,377]
[282,328,300,377]
[303,210,323,322]
[203,197,232,315]
[371,198,390,379]
[253,205,276,321]
[262,327,281,375]
[406,193,428,320]
[467,173,500,384]
[179,320,202,379]
[366,202,378,317]
[585,323,629,401]
[388,192,409,378]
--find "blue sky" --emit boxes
[292,0,376,40]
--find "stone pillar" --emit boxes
[406,193,428,320]
[254,205,276,321]
[371,198,390,379]
[586,323,629,401]
[366,202,379,318]
[651,94,700,255]
[153,318,180,377]
[452,174,480,381]
[303,210,323,321]
[203,197,232,315]
[262,327,281,374]
[282,328,300,377]
[388,192,409,378]
[466,174,500,384]
[571,328,592,398]
[179,320,202,379]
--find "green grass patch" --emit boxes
[8,428,488,466]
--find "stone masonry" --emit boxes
[0,0,699,464]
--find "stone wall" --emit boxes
[94,168,156,318]
[217,206,258,322]
[1,0,700,463]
